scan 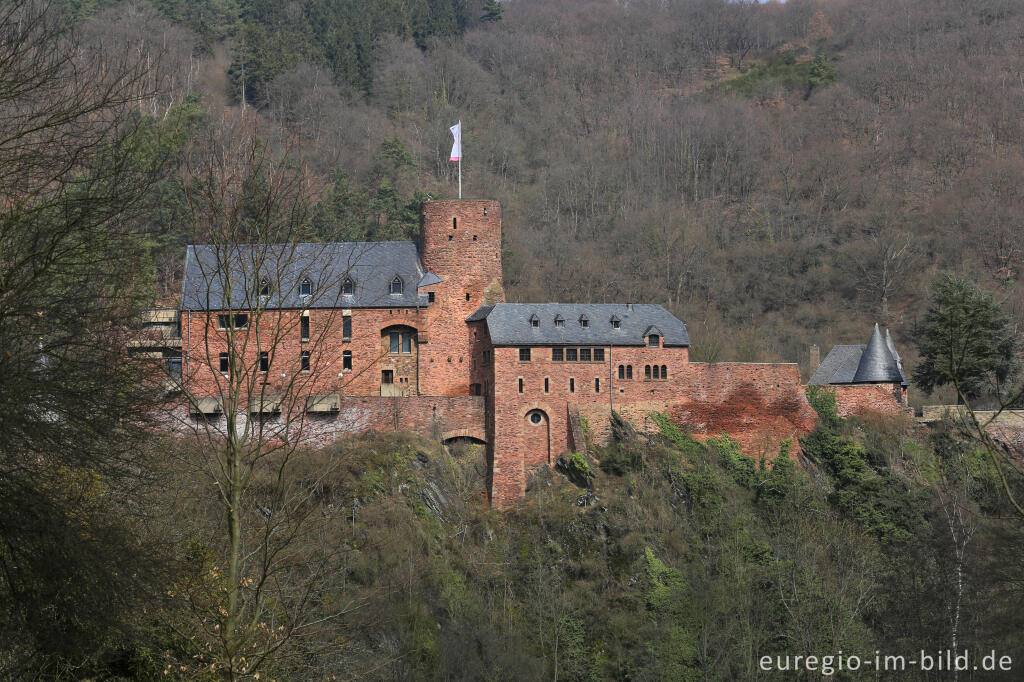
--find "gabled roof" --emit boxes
[808,324,908,386]
[467,303,689,347]
[180,242,428,311]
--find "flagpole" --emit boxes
[458,119,462,199]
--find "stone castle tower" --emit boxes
[417,199,504,396]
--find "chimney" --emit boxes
[809,344,820,375]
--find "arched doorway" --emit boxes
[380,325,418,396]
[523,409,551,466]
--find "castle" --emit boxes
[167,199,909,507]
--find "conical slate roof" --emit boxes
[852,323,904,383]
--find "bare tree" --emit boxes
[168,116,382,679]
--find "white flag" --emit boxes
[449,122,461,161]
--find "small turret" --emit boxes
[853,323,903,383]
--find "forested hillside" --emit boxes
[3,1,1024,679]
[56,0,1024,395]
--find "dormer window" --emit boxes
[259,278,271,297]
[648,334,660,348]
[300,277,311,297]
[342,277,354,295]
[578,315,589,328]
[390,276,403,295]
[610,315,621,329]
[554,315,564,328]
[530,314,539,328]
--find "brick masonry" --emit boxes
[830,384,908,418]
[161,395,485,450]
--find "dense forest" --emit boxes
[56,0,1024,398]
[2,0,1024,679]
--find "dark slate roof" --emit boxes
[808,344,867,385]
[180,242,429,310]
[853,324,904,383]
[418,271,443,287]
[808,324,908,386]
[469,303,689,347]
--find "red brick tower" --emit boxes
[418,199,503,396]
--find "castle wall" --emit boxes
[163,395,485,449]
[181,306,430,399]
[489,355,817,507]
[830,383,908,417]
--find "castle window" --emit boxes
[652,365,660,379]
[382,370,394,385]
[569,378,575,393]
[471,383,482,396]
[645,365,652,380]
[342,277,354,295]
[342,316,351,339]
[530,314,539,328]
[593,348,605,362]
[519,348,531,362]
[580,348,591,362]
[618,364,624,379]
[217,314,248,330]
[427,292,435,303]
[466,293,471,301]
[473,235,477,241]
[552,348,563,362]
[626,365,633,380]
[661,365,668,379]
[579,315,589,328]
[343,351,352,370]
[648,334,660,348]
[595,378,600,392]
[554,315,564,328]
[300,277,311,297]
[518,378,524,393]
[390,277,403,295]
[566,348,578,362]
[300,315,310,341]
[259,351,269,372]
[389,329,414,354]
[529,411,543,425]
[448,235,453,241]
[544,377,549,393]
[219,353,229,373]
[300,351,310,372]
[452,217,457,229]
[610,316,621,329]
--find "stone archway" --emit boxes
[441,427,487,445]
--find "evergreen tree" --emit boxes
[912,274,1020,402]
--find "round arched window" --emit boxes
[528,411,543,425]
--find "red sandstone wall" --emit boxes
[181,307,432,398]
[831,383,908,417]
[489,354,817,507]
[418,200,503,396]
[488,343,692,506]
[162,395,485,449]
